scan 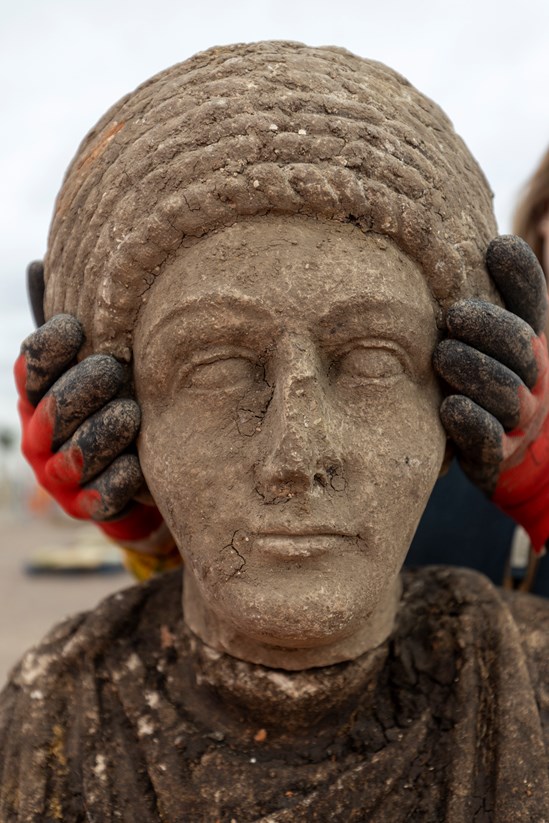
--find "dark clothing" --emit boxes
[2,567,549,820]
[408,460,549,597]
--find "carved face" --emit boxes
[134,216,446,668]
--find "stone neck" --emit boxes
[184,622,390,736]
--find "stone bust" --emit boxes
[2,42,549,821]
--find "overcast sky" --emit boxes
[1,0,549,436]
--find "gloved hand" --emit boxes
[434,235,549,553]
[14,312,180,579]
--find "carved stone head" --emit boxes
[43,42,498,668]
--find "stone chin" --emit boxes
[183,562,402,666]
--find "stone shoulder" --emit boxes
[502,586,549,712]
[4,568,183,694]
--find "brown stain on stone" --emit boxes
[54,120,125,220]
[46,723,67,820]
[77,121,125,173]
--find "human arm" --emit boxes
[434,236,549,552]
[15,302,180,579]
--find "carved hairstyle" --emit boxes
[513,145,549,270]
[44,41,498,361]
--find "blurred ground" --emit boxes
[0,508,131,686]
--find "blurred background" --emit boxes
[1,0,549,682]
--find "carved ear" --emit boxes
[538,211,549,239]
[27,260,45,327]
[438,440,454,478]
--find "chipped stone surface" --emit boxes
[93,754,108,782]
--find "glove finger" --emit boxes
[27,355,127,455]
[446,299,539,388]
[16,314,84,407]
[45,399,141,486]
[486,235,547,335]
[434,339,533,431]
[440,395,503,495]
[76,454,145,521]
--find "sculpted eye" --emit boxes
[185,356,260,390]
[332,345,404,384]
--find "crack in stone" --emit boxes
[220,530,247,579]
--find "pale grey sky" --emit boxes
[1,0,549,435]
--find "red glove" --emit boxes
[434,235,549,552]
[15,314,180,577]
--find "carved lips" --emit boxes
[252,533,356,560]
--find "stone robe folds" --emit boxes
[1,567,549,822]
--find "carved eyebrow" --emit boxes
[317,295,438,349]
[140,293,281,351]
[140,290,438,357]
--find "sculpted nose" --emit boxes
[254,337,344,502]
